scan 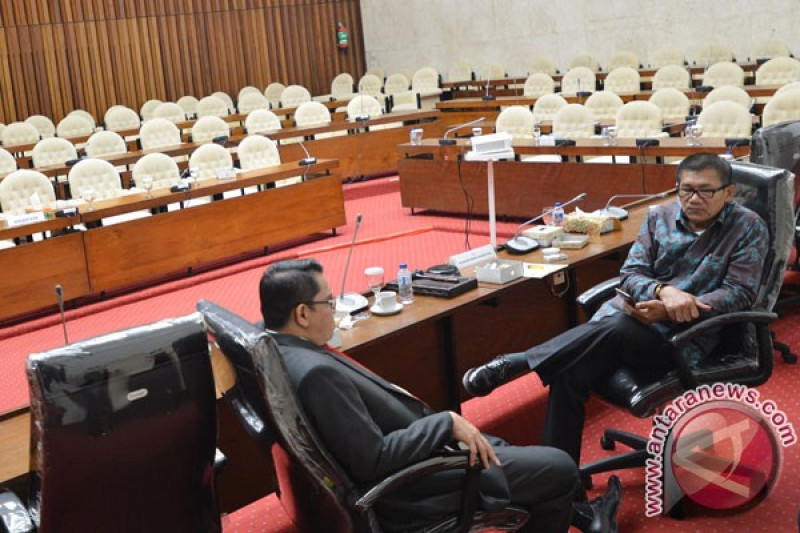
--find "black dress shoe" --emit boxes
[571,475,621,533]
[462,355,516,396]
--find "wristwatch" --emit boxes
[654,283,666,300]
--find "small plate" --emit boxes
[370,302,404,316]
[336,293,370,315]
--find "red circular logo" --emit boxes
[669,403,780,510]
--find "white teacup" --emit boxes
[376,291,398,312]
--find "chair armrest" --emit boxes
[214,448,228,475]
[354,450,477,510]
[0,489,35,532]
[576,277,620,316]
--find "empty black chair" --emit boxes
[0,314,221,533]
[198,300,530,533]
[577,162,795,496]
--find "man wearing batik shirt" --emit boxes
[463,153,769,464]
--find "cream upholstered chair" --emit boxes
[447,61,473,82]
[132,153,181,190]
[2,122,41,147]
[651,65,691,90]
[762,90,800,127]
[561,66,596,95]
[648,88,691,123]
[197,96,230,118]
[569,55,601,72]
[264,83,286,108]
[177,95,200,118]
[244,109,282,134]
[25,115,56,139]
[68,109,96,129]
[238,86,262,101]
[0,147,17,177]
[188,143,233,180]
[153,102,187,124]
[346,95,383,121]
[139,99,163,120]
[383,73,410,96]
[696,43,735,65]
[237,135,281,171]
[696,101,752,137]
[584,91,624,121]
[532,93,568,123]
[603,67,641,94]
[31,138,78,168]
[495,106,535,140]
[84,131,126,158]
[56,115,94,139]
[704,85,752,110]
[389,91,420,112]
[614,101,666,138]
[608,51,640,70]
[528,57,559,76]
[279,85,312,108]
[329,73,356,101]
[702,62,745,88]
[776,81,800,95]
[0,123,5,142]
[477,63,506,80]
[552,104,595,139]
[366,67,385,81]
[103,106,140,132]
[523,73,555,98]
[411,67,443,101]
[0,169,56,215]
[649,47,686,68]
[139,118,181,150]
[237,92,270,114]
[67,158,123,200]
[755,56,800,86]
[191,116,230,143]
[211,91,236,113]
[357,74,387,108]
[294,101,332,128]
[751,40,792,61]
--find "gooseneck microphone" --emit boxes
[503,193,587,254]
[596,191,671,220]
[55,284,69,344]
[482,68,496,101]
[336,214,368,314]
[297,141,317,166]
[439,117,486,145]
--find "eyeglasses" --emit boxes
[677,184,729,200]
[302,297,336,310]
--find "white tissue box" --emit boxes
[553,233,590,249]
[476,259,524,284]
[522,225,564,247]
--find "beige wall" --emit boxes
[360,0,800,79]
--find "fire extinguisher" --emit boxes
[336,22,349,49]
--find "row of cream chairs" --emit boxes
[0,133,287,217]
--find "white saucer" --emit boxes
[336,293,370,314]
[370,302,404,316]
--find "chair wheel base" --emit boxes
[600,435,616,450]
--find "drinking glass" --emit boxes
[601,127,610,146]
[541,206,555,226]
[690,124,704,146]
[82,188,96,211]
[141,177,154,199]
[532,125,542,145]
[364,266,385,303]
[607,126,617,146]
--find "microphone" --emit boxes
[55,285,69,344]
[439,117,486,145]
[336,214,369,314]
[503,193,587,254]
[595,191,671,220]
[297,141,317,166]
[482,67,496,101]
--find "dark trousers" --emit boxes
[525,313,675,463]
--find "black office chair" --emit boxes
[576,163,795,496]
[197,300,530,533]
[0,314,221,533]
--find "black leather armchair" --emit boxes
[197,300,530,533]
[0,314,221,533]
[576,162,795,494]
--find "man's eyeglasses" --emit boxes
[677,184,729,200]
[302,297,337,310]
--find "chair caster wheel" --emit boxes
[600,435,616,450]
[581,475,593,490]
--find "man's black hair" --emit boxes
[259,259,323,330]
[676,152,732,186]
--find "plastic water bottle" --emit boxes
[397,263,414,304]
[552,202,565,227]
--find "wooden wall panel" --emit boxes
[0,0,365,123]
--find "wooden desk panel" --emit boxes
[0,233,90,319]
[398,160,676,217]
[84,175,345,292]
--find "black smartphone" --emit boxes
[615,288,635,306]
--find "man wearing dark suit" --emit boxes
[259,259,620,533]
